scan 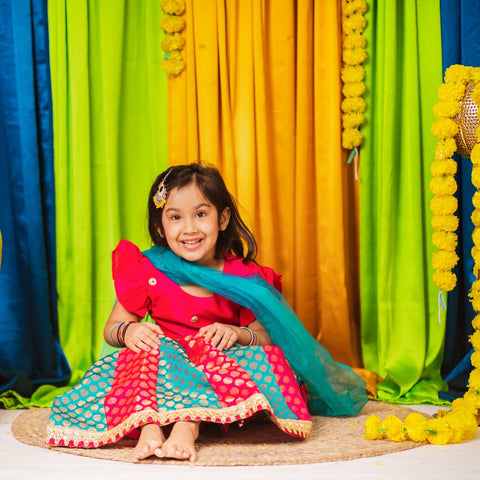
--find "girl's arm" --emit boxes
[197,319,273,351]
[104,300,162,353]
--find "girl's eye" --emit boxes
[196,211,207,218]
[170,214,181,221]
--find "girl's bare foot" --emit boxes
[157,421,200,461]
[131,423,166,462]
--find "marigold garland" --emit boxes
[159,0,186,77]
[365,65,480,446]
[341,0,368,152]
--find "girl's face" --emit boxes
[160,182,230,268]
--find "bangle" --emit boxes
[109,321,134,347]
[240,326,257,346]
[109,323,123,347]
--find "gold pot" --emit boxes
[455,81,479,159]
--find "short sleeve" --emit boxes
[112,240,151,318]
[258,265,283,293]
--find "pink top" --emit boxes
[112,240,282,340]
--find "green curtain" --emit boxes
[360,0,449,404]
[49,0,168,384]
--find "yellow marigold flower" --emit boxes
[438,82,467,101]
[431,118,459,140]
[162,50,185,77]
[381,415,406,442]
[472,314,480,330]
[433,100,461,120]
[344,0,368,16]
[451,398,468,411]
[444,64,473,84]
[342,128,362,149]
[430,159,457,177]
[160,0,186,15]
[467,367,480,392]
[472,84,480,106]
[405,413,428,442]
[434,138,458,159]
[343,14,367,34]
[470,294,480,313]
[472,70,480,83]
[473,228,480,247]
[343,112,364,129]
[343,82,366,98]
[444,412,468,443]
[432,250,459,271]
[461,413,479,440]
[431,214,459,232]
[159,15,186,33]
[470,330,480,350]
[432,270,456,291]
[341,65,365,83]
[429,176,457,196]
[473,192,480,209]
[425,418,452,445]
[343,48,367,66]
[341,96,366,113]
[471,144,480,165]
[162,33,185,52]
[430,195,458,215]
[471,351,480,368]
[471,209,480,227]
[344,33,366,49]
[432,231,457,252]
[464,389,480,410]
[473,166,480,189]
[364,415,384,440]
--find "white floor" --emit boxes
[1,404,479,480]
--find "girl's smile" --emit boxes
[160,183,230,269]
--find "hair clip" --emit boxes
[153,167,173,209]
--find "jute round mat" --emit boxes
[12,401,426,466]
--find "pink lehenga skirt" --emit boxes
[46,335,312,448]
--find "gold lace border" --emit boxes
[46,393,312,447]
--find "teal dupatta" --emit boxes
[143,246,367,417]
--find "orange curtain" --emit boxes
[167,0,361,367]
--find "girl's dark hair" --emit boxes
[148,163,257,263]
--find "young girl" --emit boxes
[46,164,367,462]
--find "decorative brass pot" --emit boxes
[455,81,479,158]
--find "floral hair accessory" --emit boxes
[153,167,173,209]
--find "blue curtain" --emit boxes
[0,0,70,402]
[440,0,480,399]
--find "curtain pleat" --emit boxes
[168,0,362,367]
[48,0,168,383]
[360,0,449,404]
[0,0,71,406]
[439,0,480,398]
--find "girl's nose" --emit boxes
[183,217,198,233]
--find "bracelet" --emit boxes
[109,323,123,347]
[109,321,134,347]
[240,326,257,346]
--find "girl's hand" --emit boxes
[196,323,240,351]
[124,322,162,353]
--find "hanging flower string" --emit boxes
[365,65,480,446]
[341,0,368,165]
[159,0,186,77]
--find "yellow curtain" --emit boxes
[168,0,361,367]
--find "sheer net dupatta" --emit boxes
[143,247,368,417]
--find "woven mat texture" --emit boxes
[12,401,425,466]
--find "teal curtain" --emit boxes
[48,0,169,386]
[439,0,480,400]
[360,0,449,404]
[0,0,70,407]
